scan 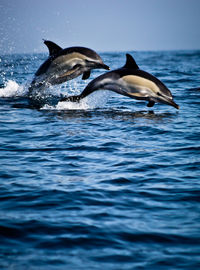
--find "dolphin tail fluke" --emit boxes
[60,95,81,103]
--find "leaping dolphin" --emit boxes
[61,54,179,109]
[28,40,110,97]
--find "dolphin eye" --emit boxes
[73,64,81,69]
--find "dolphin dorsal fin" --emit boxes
[123,54,139,69]
[43,40,62,56]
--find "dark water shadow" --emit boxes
[0,97,31,109]
[41,108,178,124]
[186,87,200,91]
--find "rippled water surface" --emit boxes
[0,51,200,269]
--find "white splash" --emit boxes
[43,99,91,110]
[42,90,111,110]
[0,80,27,97]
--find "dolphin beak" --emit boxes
[157,95,179,109]
[100,63,110,70]
[167,99,180,109]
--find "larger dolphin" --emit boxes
[61,54,179,109]
[28,40,109,96]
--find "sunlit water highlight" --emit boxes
[0,51,200,270]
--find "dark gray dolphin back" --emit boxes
[60,47,102,61]
[43,40,101,60]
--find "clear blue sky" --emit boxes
[0,0,200,54]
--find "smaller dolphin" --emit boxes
[61,54,179,109]
[28,40,109,96]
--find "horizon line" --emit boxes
[0,47,200,56]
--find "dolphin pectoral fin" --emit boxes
[82,71,91,80]
[43,40,62,56]
[147,100,155,107]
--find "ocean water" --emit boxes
[0,50,200,270]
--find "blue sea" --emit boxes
[0,50,200,269]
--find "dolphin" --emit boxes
[28,40,110,97]
[61,54,179,109]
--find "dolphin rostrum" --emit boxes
[28,40,110,97]
[61,54,179,109]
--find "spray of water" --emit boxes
[0,79,110,110]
